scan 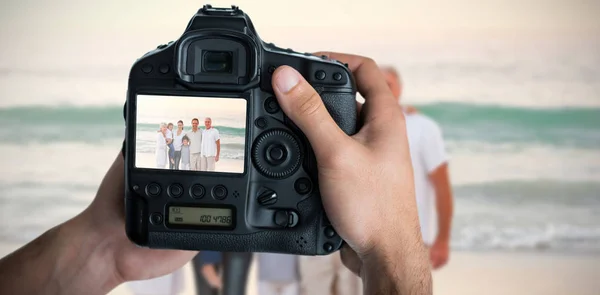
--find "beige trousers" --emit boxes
[299,252,362,295]
[190,153,202,171]
[201,156,216,171]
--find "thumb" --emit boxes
[272,66,349,159]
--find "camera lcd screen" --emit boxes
[168,206,233,227]
[135,94,247,174]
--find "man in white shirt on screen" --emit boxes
[201,117,220,171]
[382,66,454,270]
[186,118,203,171]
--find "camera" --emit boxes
[123,5,357,255]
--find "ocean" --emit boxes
[0,38,599,254]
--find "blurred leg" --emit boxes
[221,252,252,295]
[192,254,218,295]
[283,282,300,295]
[298,255,335,295]
[332,252,360,295]
[259,281,278,295]
[200,156,207,171]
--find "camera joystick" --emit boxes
[252,130,301,179]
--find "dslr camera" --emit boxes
[123,5,357,255]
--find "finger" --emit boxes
[313,51,396,122]
[430,254,444,270]
[271,65,351,159]
[356,100,363,117]
[340,244,362,276]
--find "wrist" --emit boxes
[435,234,451,245]
[53,214,122,294]
[360,225,432,294]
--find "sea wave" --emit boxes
[452,223,600,253]
[0,103,598,148]
[415,102,600,148]
[451,180,600,253]
[136,123,246,137]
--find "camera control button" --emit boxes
[255,117,268,129]
[333,72,342,81]
[324,226,336,238]
[159,64,170,74]
[212,185,228,200]
[294,178,312,195]
[145,183,161,197]
[274,210,299,228]
[264,97,280,114]
[150,213,163,225]
[268,66,276,74]
[323,242,334,252]
[189,184,205,199]
[257,188,277,206]
[266,144,287,166]
[168,183,183,198]
[315,70,326,80]
[252,130,302,179]
[141,64,153,74]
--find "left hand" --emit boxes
[215,155,219,162]
[75,152,198,283]
[429,238,450,270]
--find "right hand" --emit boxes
[271,53,430,280]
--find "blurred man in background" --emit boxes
[382,66,454,270]
[257,253,300,295]
[192,251,222,295]
[298,252,360,295]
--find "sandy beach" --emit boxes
[4,243,597,295]
[135,152,245,174]
[109,250,600,295]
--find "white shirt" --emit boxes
[186,129,203,154]
[166,129,173,141]
[201,128,220,157]
[173,129,185,151]
[404,111,448,245]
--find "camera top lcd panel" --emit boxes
[123,4,357,255]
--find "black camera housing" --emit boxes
[123,5,357,255]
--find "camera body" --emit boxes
[123,5,357,255]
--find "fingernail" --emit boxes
[275,66,301,93]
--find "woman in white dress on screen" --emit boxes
[155,123,168,169]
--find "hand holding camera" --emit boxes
[271,55,430,290]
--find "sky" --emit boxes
[0,0,598,108]
[0,0,598,68]
[136,95,247,127]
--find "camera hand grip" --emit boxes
[320,92,357,136]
